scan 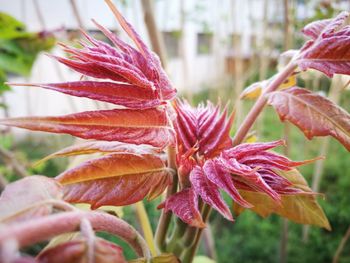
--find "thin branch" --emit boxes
[134,201,157,256]
[232,61,297,146]
[69,0,85,30]
[0,146,29,178]
[155,146,178,252]
[141,0,167,68]
[80,218,95,263]
[32,0,46,29]
[333,225,350,263]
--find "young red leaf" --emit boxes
[267,87,350,151]
[302,19,332,40]
[37,237,127,263]
[0,107,174,148]
[0,176,62,224]
[297,11,350,77]
[174,100,234,159]
[103,2,176,100]
[217,157,281,202]
[203,159,252,208]
[158,188,205,228]
[36,141,159,165]
[190,165,233,221]
[11,81,162,109]
[62,171,172,208]
[218,139,318,202]
[56,152,172,208]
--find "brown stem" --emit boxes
[202,224,217,261]
[232,61,297,146]
[141,0,167,68]
[0,211,151,259]
[32,0,46,29]
[0,173,8,192]
[333,225,350,263]
[0,146,29,178]
[69,0,85,30]
[80,218,95,263]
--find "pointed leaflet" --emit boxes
[158,188,205,228]
[37,237,127,263]
[218,140,317,202]
[267,87,350,151]
[56,151,172,208]
[10,81,162,109]
[203,159,252,208]
[297,11,350,77]
[174,100,233,159]
[233,169,330,230]
[190,165,233,220]
[0,176,62,224]
[35,141,159,166]
[302,18,332,40]
[0,107,174,148]
[302,11,349,40]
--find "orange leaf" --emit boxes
[56,151,172,208]
[35,141,159,166]
[0,107,174,148]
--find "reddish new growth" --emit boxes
[3,8,176,148]
[159,101,314,227]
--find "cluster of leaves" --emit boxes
[0,3,349,262]
[0,12,55,106]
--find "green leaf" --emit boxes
[233,169,331,230]
[0,12,31,39]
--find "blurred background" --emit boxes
[0,0,349,262]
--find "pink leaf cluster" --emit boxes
[1,10,177,148]
[160,103,314,227]
[298,11,350,77]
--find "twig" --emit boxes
[135,201,157,256]
[0,146,29,178]
[80,218,95,263]
[333,225,350,263]
[155,146,178,252]
[232,61,297,146]
[0,173,8,192]
[141,0,167,68]
[69,0,85,30]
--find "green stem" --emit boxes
[135,201,157,257]
[155,146,178,252]
[166,218,187,251]
[232,61,297,146]
[181,205,212,263]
